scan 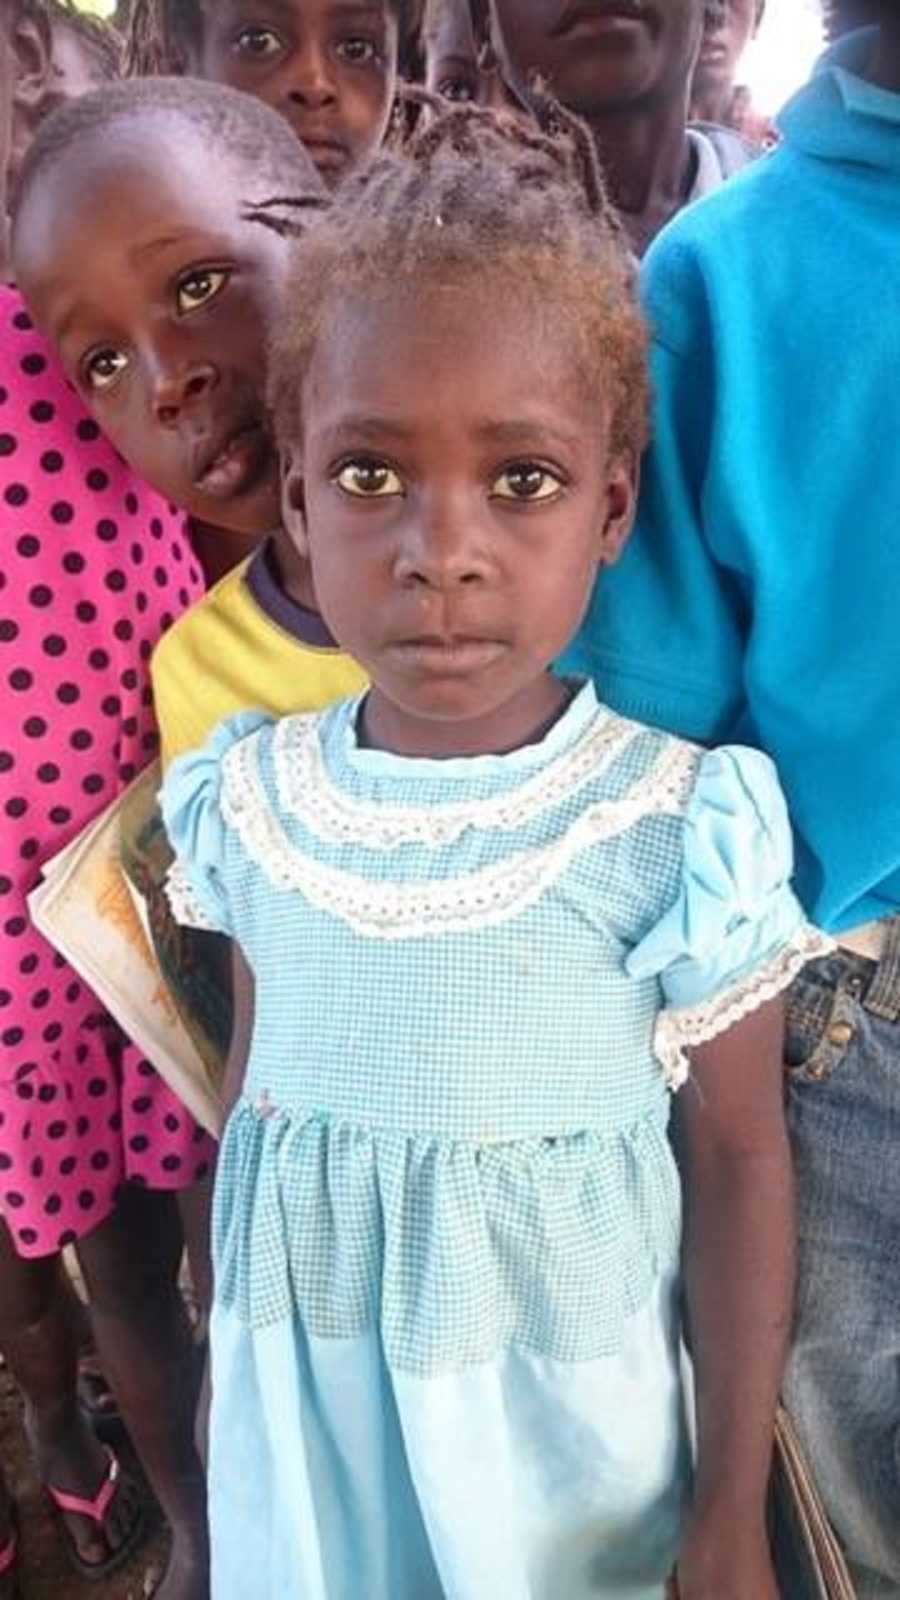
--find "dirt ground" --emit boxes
[0,1364,169,1600]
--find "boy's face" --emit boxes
[693,0,761,102]
[284,280,636,754]
[14,116,317,533]
[490,0,704,117]
[192,0,398,186]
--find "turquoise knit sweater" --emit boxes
[564,30,900,933]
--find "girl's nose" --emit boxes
[152,363,219,429]
[394,505,493,590]
[286,46,339,109]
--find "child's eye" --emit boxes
[82,348,129,392]
[335,37,379,65]
[176,269,230,314]
[437,75,476,103]
[492,464,565,502]
[233,25,283,58]
[334,459,403,497]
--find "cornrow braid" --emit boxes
[241,192,331,239]
[125,0,426,78]
[270,93,649,463]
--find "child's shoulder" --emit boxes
[153,551,366,768]
[589,712,791,883]
[153,556,252,671]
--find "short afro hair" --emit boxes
[270,93,649,463]
[12,73,327,224]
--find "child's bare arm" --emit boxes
[221,943,255,1119]
[673,996,793,1600]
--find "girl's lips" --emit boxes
[388,638,509,675]
[193,423,272,501]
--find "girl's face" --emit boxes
[283,283,636,756]
[490,0,704,118]
[192,0,398,186]
[14,118,312,534]
[424,0,514,110]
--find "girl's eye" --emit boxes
[437,75,476,103]
[177,269,230,314]
[334,460,403,497]
[234,25,283,58]
[492,464,564,502]
[335,37,379,64]
[83,348,128,392]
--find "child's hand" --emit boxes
[673,1512,779,1600]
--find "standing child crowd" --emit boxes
[1,1,898,1598]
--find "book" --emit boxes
[28,762,223,1137]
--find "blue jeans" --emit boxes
[784,928,900,1599]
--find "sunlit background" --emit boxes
[745,0,826,113]
[77,0,829,118]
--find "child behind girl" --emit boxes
[126,0,422,187]
[162,104,829,1600]
[12,79,366,1068]
[0,285,209,1599]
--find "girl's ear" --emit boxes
[281,451,311,558]
[596,451,640,569]
[10,7,53,116]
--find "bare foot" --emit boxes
[153,1527,210,1600]
[24,1405,143,1571]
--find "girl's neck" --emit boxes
[189,520,264,588]
[586,95,694,256]
[360,675,574,761]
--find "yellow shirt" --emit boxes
[152,539,368,769]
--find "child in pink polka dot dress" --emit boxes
[0,286,211,1592]
[0,290,209,1248]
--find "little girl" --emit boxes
[162,105,828,1599]
[125,0,421,187]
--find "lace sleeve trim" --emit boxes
[164,859,220,933]
[654,923,835,1090]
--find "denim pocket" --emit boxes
[784,956,862,1082]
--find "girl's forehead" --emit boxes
[25,126,284,270]
[206,0,396,25]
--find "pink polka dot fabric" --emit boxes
[0,286,213,1258]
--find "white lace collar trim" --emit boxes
[209,729,699,939]
[271,691,660,851]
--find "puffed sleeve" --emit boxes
[626,746,833,1089]
[159,711,273,937]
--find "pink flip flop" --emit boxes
[45,1446,145,1582]
[0,1507,19,1598]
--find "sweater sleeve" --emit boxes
[560,237,747,744]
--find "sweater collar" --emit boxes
[778,28,900,177]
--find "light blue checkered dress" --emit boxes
[162,683,819,1600]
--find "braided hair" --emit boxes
[270,91,649,462]
[125,0,425,78]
